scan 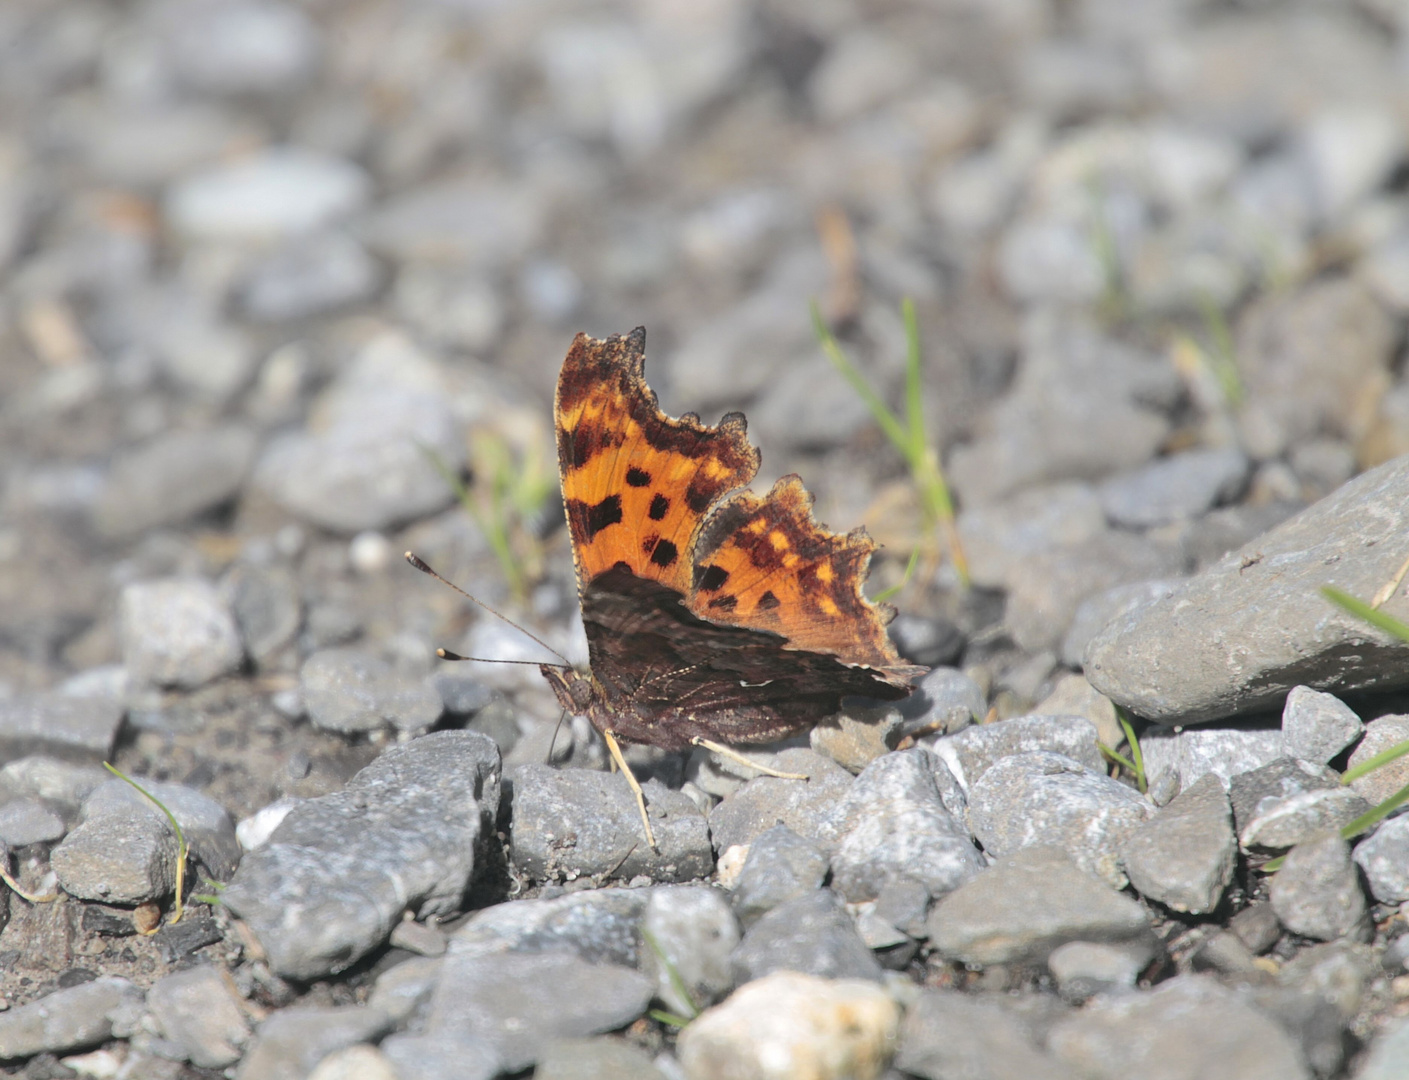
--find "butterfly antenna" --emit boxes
[404,552,572,668]
[546,708,569,765]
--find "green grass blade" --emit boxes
[649,1009,694,1028]
[1322,586,1409,644]
[901,298,926,461]
[1116,708,1146,794]
[1341,738,1409,786]
[1262,778,1409,875]
[104,762,188,925]
[642,927,698,1019]
[1097,742,1138,774]
[874,546,920,603]
[811,302,911,453]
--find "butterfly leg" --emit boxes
[602,728,658,851]
[690,738,809,780]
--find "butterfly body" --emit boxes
[545,328,924,753]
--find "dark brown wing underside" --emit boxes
[581,565,913,751]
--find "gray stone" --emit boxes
[360,179,543,270]
[0,798,65,846]
[947,312,1178,505]
[1047,975,1311,1080]
[0,693,122,763]
[1085,454,1409,723]
[888,614,965,669]
[242,232,380,321]
[1352,816,1409,903]
[1004,530,1185,652]
[872,875,931,939]
[1346,714,1409,805]
[1282,686,1365,764]
[450,888,646,968]
[1240,786,1371,852]
[707,748,855,855]
[808,698,902,772]
[1119,774,1236,914]
[1230,903,1282,954]
[998,215,1106,305]
[968,751,1151,888]
[93,425,258,540]
[957,482,1107,589]
[731,825,828,928]
[223,563,301,663]
[221,732,501,979]
[119,578,244,690]
[1236,277,1395,454]
[1192,930,1260,976]
[1182,500,1306,570]
[1353,1015,1409,1080]
[927,846,1151,966]
[1033,675,1124,751]
[307,1045,402,1080]
[164,0,321,97]
[82,777,239,879]
[251,331,464,533]
[1277,940,1374,1024]
[534,1038,665,1080]
[418,950,652,1073]
[1139,724,1285,790]
[367,955,442,1025]
[896,990,1080,1080]
[731,889,883,984]
[1270,830,1368,942]
[1098,447,1250,528]
[897,666,987,740]
[378,1034,500,1080]
[928,714,1104,793]
[1048,940,1153,1002]
[146,965,251,1069]
[641,886,739,1015]
[0,756,109,813]
[0,977,145,1059]
[1231,758,1341,835]
[236,1006,394,1080]
[52,796,179,905]
[509,763,712,884]
[167,147,369,241]
[301,648,443,735]
[822,749,983,902]
[677,971,898,1080]
[1063,578,1187,671]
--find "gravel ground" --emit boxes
[3,1,1409,1078]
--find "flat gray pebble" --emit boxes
[378,1034,501,1080]
[1048,940,1153,1002]
[450,887,646,967]
[119,578,244,690]
[300,647,443,735]
[242,231,381,321]
[146,965,252,1068]
[822,748,983,902]
[896,990,1080,1080]
[0,797,65,846]
[236,1006,393,1080]
[1240,786,1370,851]
[510,763,712,883]
[641,885,739,1015]
[1097,446,1249,528]
[223,562,302,663]
[1229,903,1282,954]
[0,693,123,763]
[896,666,987,739]
[222,731,501,979]
[1046,975,1310,1080]
[93,424,257,540]
[534,1037,665,1080]
[0,977,145,1059]
[1346,713,1409,805]
[1062,577,1186,668]
[1119,774,1235,914]
[731,888,883,984]
[731,824,828,928]
[1352,815,1409,903]
[929,714,1104,792]
[968,751,1151,888]
[927,845,1151,966]
[1139,724,1285,791]
[1269,829,1368,942]
[1281,686,1364,764]
[418,950,652,1072]
[707,748,855,855]
[1230,758,1341,836]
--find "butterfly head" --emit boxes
[540,664,597,716]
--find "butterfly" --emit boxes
[535,328,925,845]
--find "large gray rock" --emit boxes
[1085,453,1409,723]
[0,978,145,1059]
[896,991,1080,1080]
[221,732,500,979]
[1269,830,1368,942]
[927,846,1151,966]
[0,693,123,763]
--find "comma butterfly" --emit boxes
[538,328,925,841]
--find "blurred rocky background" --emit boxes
[3,0,1409,1077]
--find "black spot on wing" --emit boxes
[685,481,714,515]
[757,590,780,610]
[650,538,678,568]
[649,493,670,520]
[707,594,737,612]
[567,494,623,540]
[626,467,651,487]
[696,565,729,591]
